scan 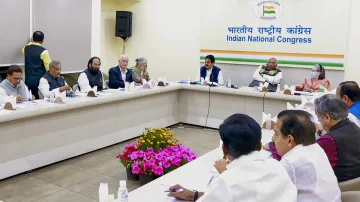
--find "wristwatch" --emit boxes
[317,129,324,136]
[193,191,199,201]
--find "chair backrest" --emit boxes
[102,72,109,81]
[339,177,360,192]
[72,84,78,92]
[62,74,77,88]
[38,90,44,100]
[38,91,44,100]
[341,191,360,202]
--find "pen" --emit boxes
[207,175,215,186]
[164,189,183,193]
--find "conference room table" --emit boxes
[127,129,274,202]
[0,83,302,180]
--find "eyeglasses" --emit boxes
[11,77,23,81]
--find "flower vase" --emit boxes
[126,167,139,181]
[139,174,157,186]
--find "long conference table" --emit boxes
[0,84,302,180]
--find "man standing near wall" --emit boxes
[22,31,52,99]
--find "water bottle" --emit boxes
[276,84,280,93]
[50,93,55,103]
[227,79,232,88]
[266,114,272,129]
[319,85,324,93]
[117,180,128,202]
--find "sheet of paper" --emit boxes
[102,89,120,93]
[160,171,213,191]
[97,92,112,96]
[22,101,37,105]
[16,104,26,109]
[0,110,14,115]
[35,100,57,106]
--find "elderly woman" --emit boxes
[314,94,360,182]
[296,64,330,92]
[130,57,150,85]
[266,110,341,201]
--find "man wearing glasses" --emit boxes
[0,65,33,102]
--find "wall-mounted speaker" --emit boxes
[115,11,132,39]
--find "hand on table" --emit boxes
[167,184,194,201]
[16,96,23,103]
[214,159,228,174]
[59,86,71,92]
[32,95,36,100]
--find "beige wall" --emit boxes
[100,0,359,85]
[101,0,200,81]
[344,0,360,84]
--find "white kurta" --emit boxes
[197,151,297,202]
[77,72,106,93]
[280,144,341,202]
[252,65,282,85]
[38,78,69,98]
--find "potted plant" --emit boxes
[130,145,197,185]
[116,141,140,181]
[136,127,179,151]
[117,127,196,184]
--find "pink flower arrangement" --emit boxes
[130,145,197,176]
[116,141,139,168]
[117,128,198,178]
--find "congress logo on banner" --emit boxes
[254,1,283,20]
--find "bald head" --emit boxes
[267,57,278,69]
[119,54,129,70]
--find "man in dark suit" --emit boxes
[108,54,133,89]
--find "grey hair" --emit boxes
[315,94,348,121]
[49,60,61,69]
[314,64,321,72]
[119,54,129,61]
[135,57,147,66]
[269,57,278,64]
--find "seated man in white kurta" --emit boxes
[38,60,71,98]
[199,55,224,85]
[249,57,282,92]
[270,110,341,202]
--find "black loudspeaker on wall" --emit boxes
[115,11,132,39]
